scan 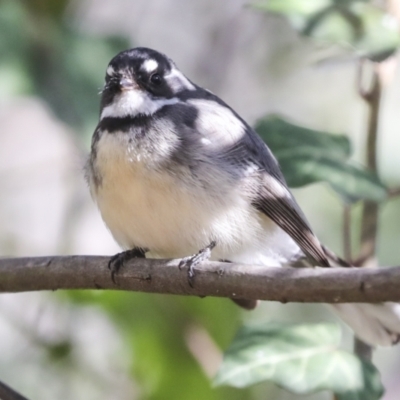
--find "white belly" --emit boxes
[90,133,301,265]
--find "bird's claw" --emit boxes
[108,248,146,284]
[179,241,216,288]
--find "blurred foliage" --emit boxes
[215,322,383,400]
[253,0,400,61]
[0,0,129,136]
[64,290,252,400]
[256,116,387,203]
[46,340,73,362]
[217,1,397,399]
[21,0,70,20]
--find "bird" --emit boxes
[86,47,400,346]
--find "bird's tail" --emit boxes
[321,246,400,346]
[329,302,400,346]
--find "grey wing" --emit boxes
[172,90,330,267]
[226,123,330,267]
[253,174,330,267]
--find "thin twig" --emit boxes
[355,58,383,361]
[358,60,381,263]
[343,205,352,262]
[357,58,373,101]
[0,256,400,303]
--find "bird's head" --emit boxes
[100,47,195,119]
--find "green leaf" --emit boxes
[252,0,400,60]
[214,322,384,400]
[278,151,387,202]
[255,116,387,202]
[253,0,332,31]
[352,4,400,61]
[256,115,351,159]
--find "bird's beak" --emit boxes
[119,77,137,91]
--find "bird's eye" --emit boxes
[150,73,162,85]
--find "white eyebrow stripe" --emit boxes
[106,65,115,76]
[165,68,196,91]
[142,59,159,73]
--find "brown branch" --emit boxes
[388,187,400,199]
[343,204,352,262]
[358,60,381,263]
[0,379,30,400]
[1,256,400,303]
[356,58,384,361]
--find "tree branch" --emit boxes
[1,256,400,303]
[355,57,384,361]
[0,379,30,400]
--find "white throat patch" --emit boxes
[101,90,180,119]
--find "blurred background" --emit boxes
[0,0,400,399]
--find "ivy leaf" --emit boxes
[256,115,351,159]
[277,151,387,202]
[214,322,384,400]
[255,116,387,203]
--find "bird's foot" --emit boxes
[108,247,147,284]
[179,241,216,288]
